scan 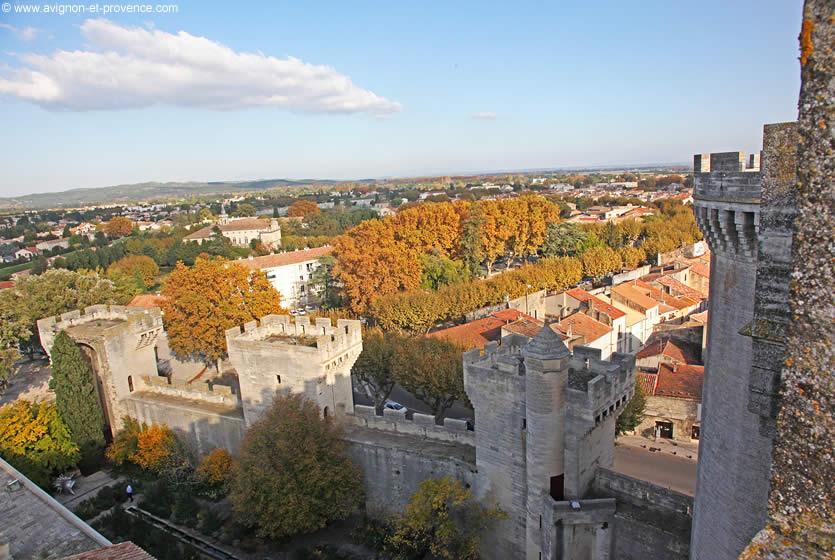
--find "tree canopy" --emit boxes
[351,328,398,413]
[386,476,505,560]
[616,384,647,436]
[0,400,80,487]
[230,393,363,539]
[160,257,285,367]
[49,331,105,465]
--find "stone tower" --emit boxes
[37,305,164,436]
[690,124,796,559]
[225,314,361,426]
[464,326,634,559]
[522,326,570,560]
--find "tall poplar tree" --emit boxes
[49,331,105,464]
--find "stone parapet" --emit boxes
[348,405,475,446]
[138,375,238,406]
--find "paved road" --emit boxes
[613,444,697,495]
[353,382,472,421]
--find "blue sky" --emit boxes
[0,0,803,197]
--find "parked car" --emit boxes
[384,400,407,413]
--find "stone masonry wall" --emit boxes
[593,469,692,560]
[347,405,474,445]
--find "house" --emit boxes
[635,332,702,370]
[235,246,332,310]
[14,247,37,261]
[184,215,282,249]
[35,238,70,253]
[635,362,704,442]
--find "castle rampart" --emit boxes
[347,405,475,445]
[226,315,361,426]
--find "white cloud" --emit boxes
[0,19,401,115]
[0,23,39,41]
[472,111,497,120]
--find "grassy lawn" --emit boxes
[0,261,33,280]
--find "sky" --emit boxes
[0,0,804,197]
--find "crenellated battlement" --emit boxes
[226,315,361,426]
[566,347,635,428]
[693,148,765,261]
[225,315,362,362]
[348,405,474,446]
[138,375,238,406]
[38,305,164,358]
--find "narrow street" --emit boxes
[613,444,697,496]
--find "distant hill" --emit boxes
[0,178,347,210]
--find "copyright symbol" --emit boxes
[1,3,11,13]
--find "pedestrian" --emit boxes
[126,483,133,502]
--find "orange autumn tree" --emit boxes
[390,202,464,257]
[287,200,321,218]
[131,424,179,473]
[332,220,422,314]
[196,448,234,491]
[103,216,134,237]
[107,255,160,289]
[161,256,286,369]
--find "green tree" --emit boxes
[232,203,257,217]
[49,332,106,467]
[392,337,467,423]
[308,256,341,309]
[616,384,647,435]
[420,253,468,291]
[541,223,590,257]
[386,476,505,560]
[230,393,363,539]
[351,329,397,413]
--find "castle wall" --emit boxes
[342,425,477,516]
[123,394,245,456]
[593,469,692,560]
[347,405,474,445]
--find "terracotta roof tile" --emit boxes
[655,362,704,400]
[635,333,701,364]
[235,246,333,270]
[655,275,705,301]
[427,309,531,350]
[555,312,612,344]
[565,288,626,319]
[62,542,155,560]
[612,283,660,311]
[0,280,15,290]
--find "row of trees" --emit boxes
[333,196,561,313]
[333,196,701,315]
[369,256,583,334]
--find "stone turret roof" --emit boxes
[522,322,570,359]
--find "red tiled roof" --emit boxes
[62,542,155,560]
[0,280,14,290]
[236,246,333,270]
[635,334,701,365]
[555,312,611,344]
[427,309,530,350]
[612,282,659,312]
[633,279,697,310]
[655,275,705,301]
[655,362,704,400]
[566,288,626,319]
[688,261,710,278]
[636,371,659,395]
[690,310,708,323]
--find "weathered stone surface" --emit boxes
[742,1,835,557]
